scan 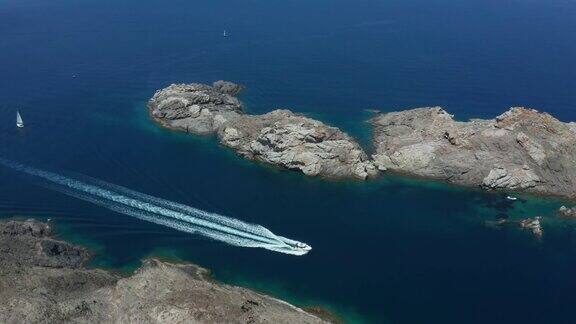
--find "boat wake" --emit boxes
[0,158,311,256]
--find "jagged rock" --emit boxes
[485,216,543,239]
[371,107,576,198]
[148,83,243,135]
[1,219,50,237]
[212,80,243,95]
[481,166,541,190]
[149,82,377,180]
[519,217,543,238]
[516,132,546,166]
[0,220,329,323]
[217,110,377,179]
[559,206,576,217]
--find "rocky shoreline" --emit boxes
[371,107,576,199]
[148,82,377,180]
[148,81,576,199]
[0,219,330,323]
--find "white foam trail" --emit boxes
[0,158,310,255]
[77,174,281,241]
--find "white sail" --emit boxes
[16,111,24,128]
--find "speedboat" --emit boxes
[275,236,312,254]
[294,242,312,252]
[506,196,517,201]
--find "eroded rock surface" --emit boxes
[148,82,244,135]
[0,219,329,324]
[148,82,377,179]
[485,216,543,239]
[558,206,576,217]
[371,107,576,198]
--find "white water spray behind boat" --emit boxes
[0,158,311,255]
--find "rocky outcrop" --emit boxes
[148,82,244,135]
[485,216,543,239]
[558,206,576,217]
[212,80,243,95]
[149,82,576,195]
[519,217,543,238]
[0,219,329,324]
[371,107,576,198]
[148,82,377,180]
[217,110,376,179]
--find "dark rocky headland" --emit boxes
[148,81,576,199]
[0,219,329,323]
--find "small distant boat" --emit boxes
[16,111,24,128]
[506,196,517,201]
[223,30,228,37]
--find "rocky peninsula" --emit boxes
[148,82,377,180]
[0,219,329,323]
[372,107,576,198]
[148,81,576,199]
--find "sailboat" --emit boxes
[16,111,24,128]
[223,30,228,37]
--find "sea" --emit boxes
[1,0,576,322]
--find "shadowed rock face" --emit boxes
[148,81,377,180]
[0,220,329,323]
[371,107,576,198]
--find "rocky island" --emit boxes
[0,219,329,323]
[149,81,576,199]
[372,107,576,198]
[148,82,377,179]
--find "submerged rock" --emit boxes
[371,107,576,198]
[519,217,543,239]
[558,206,576,217]
[148,82,377,180]
[485,216,543,239]
[0,219,329,323]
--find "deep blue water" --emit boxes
[1,0,576,322]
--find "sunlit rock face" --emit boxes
[371,107,576,198]
[149,82,377,180]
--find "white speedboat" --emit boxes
[294,242,312,252]
[16,111,24,128]
[275,236,312,254]
[223,30,228,37]
[506,196,517,201]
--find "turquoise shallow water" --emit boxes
[2,0,576,322]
